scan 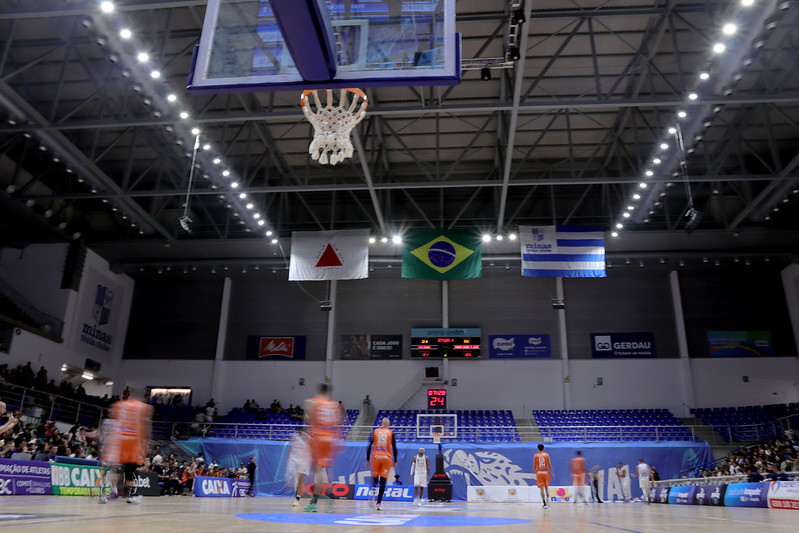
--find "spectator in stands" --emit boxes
[181,461,196,495]
[244,400,252,412]
[256,408,267,421]
[650,465,660,481]
[767,464,789,481]
[0,401,19,434]
[746,467,764,483]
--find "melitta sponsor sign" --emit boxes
[695,484,726,506]
[591,332,656,358]
[0,459,52,495]
[50,462,109,496]
[489,335,551,358]
[767,480,799,510]
[353,484,413,502]
[724,482,769,508]
[245,335,307,360]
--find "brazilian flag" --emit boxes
[401,229,482,280]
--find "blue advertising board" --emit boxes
[695,484,726,506]
[668,485,697,505]
[651,485,670,503]
[353,484,414,501]
[195,476,233,497]
[0,458,51,495]
[723,482,769,507]
[591,332,656,358]
[488,335,551,358]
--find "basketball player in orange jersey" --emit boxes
[570,450,589,504]
[103,390,153,504]
[367,417,397,510]
[533,443,553,509]
[304,383,342,512]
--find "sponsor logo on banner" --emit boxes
[767,480,799,510]
[707,330,774,357]
[668,485,697,505]
[302,483,355,499]
[340,335,402,360]
[195,476,232,497]
[133,470,160,496]
[231,480,251,497]
[50,463,109,496]
[245,335,307,360]
[656,486,670,503]
[590,332,656,358]
[695,484,726,506]
[92,284,113,325]
[354,485,413,502]
[0,459,52,495]
[489,335,551,358]
[548,486,575,503]
[724,482,769,507]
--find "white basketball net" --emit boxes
[300,88,368,165]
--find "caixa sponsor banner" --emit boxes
[353,485,413,502]
[668,485,697,505]
[767,481,799,510]
[300,482,355,499]
[723,482,769,508]
[51,462,109,496]
[695,484,726,506]
[195,476,233,497]
[0,459,52,496]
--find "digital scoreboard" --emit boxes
[410,328,481,358]
[427,389,447,409]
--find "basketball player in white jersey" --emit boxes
[616,462,631,502]
[410,447,430,507]
[633,458,652,504]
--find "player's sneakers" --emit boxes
[99,494,107,504]
[325,500,336,513]
[292,499,300,507]
[543,503,548,509]
[126,495,142,504]
[375,503,381,511]
[303,503,317,513]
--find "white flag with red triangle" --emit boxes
[288,229,370,281]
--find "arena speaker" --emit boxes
[684,207,703,234]
[60,239,87,290]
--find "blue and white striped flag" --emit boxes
[519,225,606,278]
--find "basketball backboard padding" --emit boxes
[270,0,336,81]
[187,0,460,93]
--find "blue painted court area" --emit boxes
[236,512,530,527]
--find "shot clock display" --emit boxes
[410,327,481,358]
[427,389,447,409]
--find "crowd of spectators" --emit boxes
[145,448,252,495]
[244,398,304,422]
[694,435,799,480]
[0,417,102,462]
[0,361,120,407]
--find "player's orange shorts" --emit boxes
[572,473,585,486]
[536,472,550,488]
[310,437,335,468]
[371,454,392,478]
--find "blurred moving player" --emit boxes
[533,443,553,509]
[570,450,589,504]
[287,426,311,507]
[304,383,342,512]
[102,390,153,504]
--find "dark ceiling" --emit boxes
[0,0,798,273]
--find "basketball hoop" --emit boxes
[300,88,368,165]
[431,424,443,445]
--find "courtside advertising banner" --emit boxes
[695,483,726,506]
[133,470,161,496]
[723,482,769,507]
[195,476,233,497]
[50,462,109,496]
[767,480,799,510]
[0,458,51,495]
[651,486,670,503]
[489,334,551,358]
[668,485,697,505]
[288,229,369,281]
[591,332,656,358]
[353,484,414,502]
[231,479,252,497]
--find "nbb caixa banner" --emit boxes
[194,476,251,497]
[51,462,109,496]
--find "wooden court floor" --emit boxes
[0,495,796,533]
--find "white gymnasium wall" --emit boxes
[5,245,134,388]
[0,243,71,318]
[111,356,799,418]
